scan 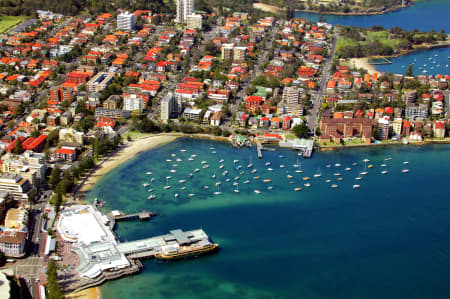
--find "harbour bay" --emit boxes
[86,138,450,298]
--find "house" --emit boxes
[210,111,222,126]
[55,146,77,161]
[433,121,446,138]
[244,96,263,113]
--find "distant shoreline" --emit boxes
[253,2,412,16]
[317,139,450,151]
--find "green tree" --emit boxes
[49,166,61,190]
[405,64,414,76]
[46,260,63,299]
[292,123,310,138]
[14,138,24,155]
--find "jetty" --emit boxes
[108,210,156,221]
[256,142,276,159]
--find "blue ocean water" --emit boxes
[374,47,450,76]
[294,0,450,32]
[86,138,450,299]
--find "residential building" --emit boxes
[186,14,202,30]
[86,72,114,92]
[103,95,121,109]
[433,121,446,138]
[1,151,46,187]
[176,0,194,23]
[123,95,143,112]
[320,118,373,144]
[392,118,403,136]
[0,173,31,201]
[233,47,247,62]
[117,11,135,31]
[55,146,77,161]
[5,208,28,232]
[221,44,234,61]
[95,108,130,119]
[210,111,222,126]
[405,104,428,120]
[183,107,202,120]
[377,116,390,140]
[161,92,176,121]
[0,231,26,257]
[282,86,301,105]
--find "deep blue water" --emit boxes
[86,138,450,299]
[374,47,450,76]
[294,0,450,32]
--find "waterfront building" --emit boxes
[377,116,390,140]
[393,118,403,136]
[0,173,31,201]
[186,14,202,30]
[0,231,26,257]
[176,0,194,23]
[117,12,135,31]
[183,107,202,120]
[320,118,373,144]
[433,121,446,138]
[161,92,176,121]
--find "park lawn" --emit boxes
[0,16,30,33]
[366,30,404,49]
[336,37,357,51]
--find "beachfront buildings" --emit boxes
[176,0,194,23]
[319,118,373,144]
[117,11,135,31]
[0,173,32,201]
[161,92,176,121]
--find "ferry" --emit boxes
[254,190,261,194]
[402,169,409,173]
[303,176,310,181]
[143,183,149,187]
[294,187,302,191]
[263,179,272,183]
[331,184,338,188]
[146,172,152,175]
[155,243,219,261]
[353,185,360,189]
[194,169,200,173]
[148,195,156,200]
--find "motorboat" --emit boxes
[143,183,149,187]
[148,195,156,200]
[146,172,152,175]
[254,190,261,194]
[353,185,360,189]
[294,187,302,191]
[402,169,409,173]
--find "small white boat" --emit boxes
[265,162,271,166]
[146,172,152,175]
[293,159,300,168]
[188,193,196,197]
[164,185,171,189]
[174,193,179,198]
[151,178,155,182]
[143,183,149,187]
[360,171,368,175]
[345,167,351,171]
[172,164,178,167]
[222,170,228,176]
[355,177,362,180]
[294,187,302,191]
[352,162,357,166]
[170,169,177,173]
[403,161,409,164]
[331,184,338,188]
[363,159,370,163]
[268,186,273,190]
[234,189,240,193]
[216,182,221,187]
[233,182,239,186]
[203,186,209,190]
[334,173,341,176]
[212,173,216,179]
[219,164,224,169]
[263,179,272,183]
[280,165,285,168]
[353,185,360,189]
[303,177,310,181]
[194,168,200,173]
[234,176,240,181]
[180,149,187,152]
[240,171,245,175]
[313,173,321,178]
[148,195,156,200]
[166,176,172,179]
[171,153,176,157]
[147,189,153,192]
[253,176,260,180]
[380,164,387,167]
[219,158,224,163]
[226,178,231,182]
[254,190,261,194]
[180,187,186,190]
[287,174,293,179]
[179,179,186,184]
[212,151,216,154]
[326,164,331,168]
[304,183,311,187]
[381,170,388,174]
[233,160,239,164]
[251,169,257,173]
[188,158,194,161]
[295,170,303,173]
[335,163,341,167]
[191,155,197,158]
[402,169,409,173]
[268,168,273,171]
[201,161,207,164]
[166,159,172,162]
[244,180,250,184]
[202,165,209,169]
[176,158,182,162]
[214,191,222,195]
[188,174,193,178]
[326,179,331,183]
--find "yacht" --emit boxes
[402,169,409,173]
[188,193,196,197]
[304,183,311,187]
[293,159,300,168]
[234,186,240,193]
[381,170,388,174]
[254,190,261,194]
[313,168,322,178]
[194,168,200,173]
[148,195,156,200]
[353,185,360,189]
[142,183,149,187]
[179,179,186,184]
[146,172,152,175]
[294,187,302,191]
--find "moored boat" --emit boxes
[155,243,219,261]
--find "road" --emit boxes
[307,31,338,132]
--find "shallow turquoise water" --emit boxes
[87,138,450,299]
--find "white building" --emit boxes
[123,95,143,112]
[0,173,31,201]
[186,14,202,30]
[176,0,194,23]
[117,11,135,31]
[161,92,175,121]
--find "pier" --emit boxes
[108,210,156,221]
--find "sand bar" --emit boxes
[349,57,378,75]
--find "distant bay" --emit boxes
[86,138,450,299]
[295,0,450,32]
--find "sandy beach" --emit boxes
[253,2,283,13]
[66,287,101,299]
[77,134,180,195]
[349,58,378,75]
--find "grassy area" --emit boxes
[336,37,357,52]
[0,16,30,33]
[123,130,149,140]
[366,31,404,49]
